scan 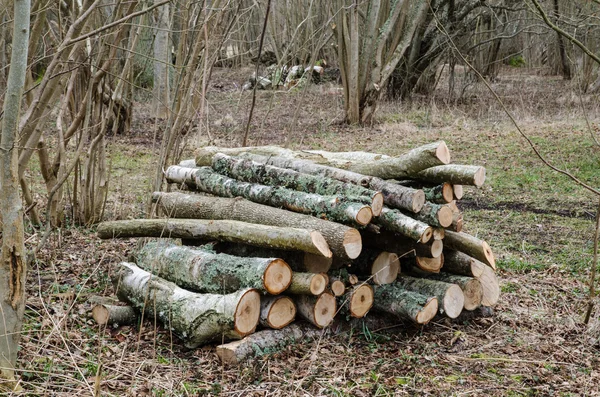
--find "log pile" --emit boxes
[97,141,500,364]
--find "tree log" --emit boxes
[402,254,444,273]
[423,183,454,203]
[330,278,346,296]
[153,192,362,260]
[165,166,373,226]
[360,229,443,258]
[433,228,445,240]
[453,185,464,200]
[97,219,331,258]
[394,275,464,318]
[339,284,373,318]
[260,295,296,329]
[478,265,500,307]
[211,153,384,216]
[287,272,329,295]
[407,202,453,228]
[420,274,483,311]
[136,241,292,295]
[215,322,323,365]
[294,293,336,328]
[442,251,485,278]
[112,262,260,347]
[415,165,486,187]
[376,208,433,243]
[443,231,496,269]
[91,304,137,326]
[372,284,438,324]
[350,249,399,285]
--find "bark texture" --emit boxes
[442,251,485,278]
[112,262,260,347]
[443,231,496,269]
[373,284,438,324]
[287,272,328,295]
[415,165,486,187]
[421,274,483,311]
[394,275,464,318]
[376,208,433,243]
[92,304,138,326]
[153,192,362,260]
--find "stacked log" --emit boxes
[97,141,500,364]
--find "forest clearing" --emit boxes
[1,1,600,396]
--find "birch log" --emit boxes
[92,304,137,326]
[165,166,373,226]
[136,241,292,295]
[112,263,260,347]
[373,284,438,324]
[97,218,331,258]
[153,192,362,260]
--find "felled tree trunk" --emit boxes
[414,165,486,187]
[443,231,496,269]
[421,274,483,311]
[287,272,328,295]
[442,251,485,278]
[423,183,454,203]
[376,208,433,243]
[294,293,336,328]
[394,275,464,319]
[338,284,374,318]
[372,284,438,324]
[165,166,373,226]
[210,154,384,216]
[407,202,453,228]
[112,262,260,347]
[350,249,399,285]
[260,296,296,329]
[136,241,292,295]
[153,192,362,260]
[97,219,331,258]
[92,304,138,326]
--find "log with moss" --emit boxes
[421,273,483,311]
[349,249,399,285]
[112,262,260,347]
[97,219,331,258]
[153,192,362,260]
[287,272,329,295]
[92,304,137,326]
[223,154,425,213]
[294,293,337,328]
[216,322,323,365]
[442,251,485,278]
[211,154,384,216]
[413,165,486,187]
[372,284,439,324]
[394,275,464,319]
[375,208,433,243]
[165,166,373,226]
[443,230,496,269]
[136,241,292,295]
[260,296,296,329]
[338,284,374,318]
[406,202,453,228]
[423,183,454,204]
[361,229,443,258]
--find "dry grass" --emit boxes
[8,65,600,396]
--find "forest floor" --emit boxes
[13,66,600,396]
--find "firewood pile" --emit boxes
[96,141,499,364]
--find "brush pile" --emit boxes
[96,141,499,364]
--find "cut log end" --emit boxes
[356,206,373,226]
[416,253,444,273]
[436,141,451,164]
[421,227,433,244]
[264,259,293,295]
[349,284,374,318]
[479,266,500,307]
[310,273,329,295]
[416,297,439,324]
[474,167,486,187]
[462,279,484,311]
[482,241,496,270]
[343,229,362,259]
[453,184,464,200]
[442,183,454,203]
[313,292,336,328]
[330,280,346,296]
[437,205,453,228]
[371,192,384,217]
[443,284,465,319]
[234,289,261,336]
[310,231,333,258]
[433,228,445,241]
[371,252,400,285]
[430,240,443,258]
[265,296,296,329]
[413,190,426,213]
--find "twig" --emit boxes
[584,198,600,324]
[242,0,272,146]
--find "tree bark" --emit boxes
[136,241,292,295]
[287,272,328,295]
[442,250,485,278]
[294,293,336,328]
[97,218,332,258]
[420,274,483,311]
[153,191,362,260]
[0,0,30,387]
[394,275,464,319]
[113,262,260,347]
[153,0,170,118]
[372,284,438,325]
[167,166,373,226]
[349,249,399,285]
[210,154,384,216]
[375,207,433,243]
[443,231,496,269]
[423,183,454,203]
[92,304,138,326]
[406,202,453,228]
[414,165,486,187]
[259,295,296,329]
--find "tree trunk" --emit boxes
[376,207,433,243]
[259,295,296,329]
[407,202,453,228]
[97,218,332,258]
[216,322,322,365]
[209,154,384,216]
[442,251,485,278]
[294,293,336,328]
[414,165,486,187]
[0,0,30,387]
[169,166,373,226]
[136,241,292,295]
[153,191,362,260]
[443,231,496,269]
[553,0,571,80]
[287,272,329,296]
[420,274,483,311]
[372,284,438,325]
[423,183,454,203]
[113,263,260,347]
[349,249,399,285]
[153,0,170,118]
[394,275,464,319]
[92,304,138,326]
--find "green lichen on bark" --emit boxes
[375,207,431,242]
[372,284,436,324]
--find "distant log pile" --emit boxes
[97,141,499,364]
